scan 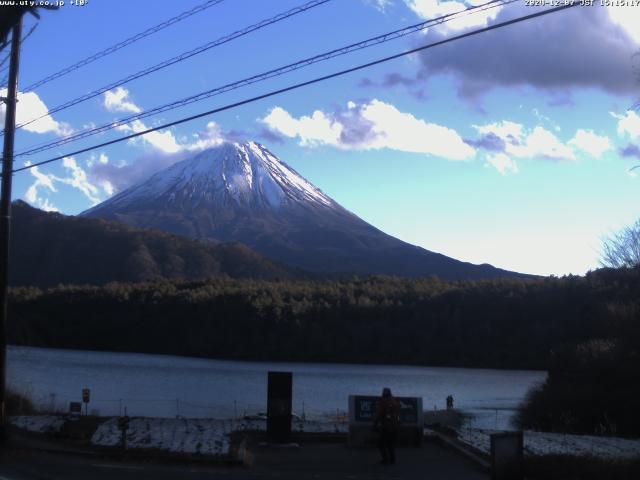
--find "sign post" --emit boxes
[82,388,90,416]
[118,408,130,451]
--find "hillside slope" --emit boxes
[10,201,294,287]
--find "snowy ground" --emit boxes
[91,418,233,456]
[10,415,65,434]
[456,428,640,459]
[9,415,348,458]
[90,417,348,457]
[12,415,640,460]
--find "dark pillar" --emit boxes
[267,371,292,443]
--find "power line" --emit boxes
[0,22,38,89]
[14,0,514,158]
[21,0,228,93]
[0,56,10,73]
[9,0,331,135]
[11,3,579,176]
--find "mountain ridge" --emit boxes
[83,141,528,280]
[10,200,296,287]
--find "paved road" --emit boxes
[0,441,489,480]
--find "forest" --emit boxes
[9,268,639,369]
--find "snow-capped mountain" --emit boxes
[83,141,522,280]
[87,142,336,214]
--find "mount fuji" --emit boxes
[82,141,522,280]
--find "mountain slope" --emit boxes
[10,200,294,287]
[83,141,525,280]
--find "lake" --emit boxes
[7,346,546,430]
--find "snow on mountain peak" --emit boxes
[87,141,335,213]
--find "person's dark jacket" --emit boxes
[374,396,400,431]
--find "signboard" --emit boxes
[118,416,130,430]
[82,388,90,403]
[347,394,424,446]
[267,371,292,443]
[351,395,422,425]
[69,401,82,414]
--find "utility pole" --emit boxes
[0,15,22,445]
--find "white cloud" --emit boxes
[103,87,228,156]
[517,127,575,161]
[24,163,59,211]
[606,5,640,44]
[102,87,179,154]
[474,120,582,173]
[185,121,229,151]
[485,152,518,175]
[612,110,640,140]
[0,88,72,136]
[262,107,342,148]
[475,121,575,162]
[24,157,103,208]
[475,121,523,145]
[406,0,502,32]
[100,180,115,196]
[85,152,110,168]
[60,157,102,205]
[103,87,142,113]
[119,119,181,154]
[365,0,393,11]
[569,129,611,158]
[362,100,475,159]
[37,198,59,212]
[261,99,475,160]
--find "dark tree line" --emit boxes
[7,267,639,369]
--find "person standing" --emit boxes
[374,387,400,465]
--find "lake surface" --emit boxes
[8,346,546,430]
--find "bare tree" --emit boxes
[601,219,640,268]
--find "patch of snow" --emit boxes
[91,415,347,458]
[10,415,65,434]
[91,417,232,457]
[456,428,640,459]
[249,142,334,208]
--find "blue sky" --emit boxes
[2,0,639,276]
